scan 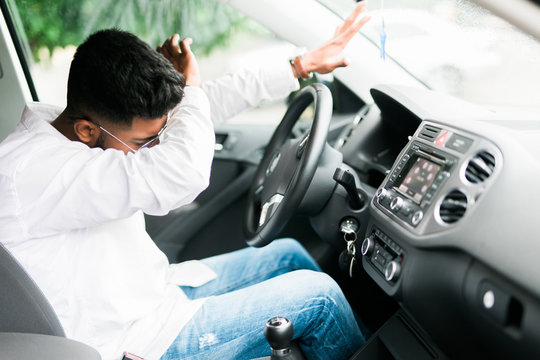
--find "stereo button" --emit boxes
[390,197,403,212]
[401,206,412,216]
[385,261,402,282]
[376,188,387,201]
[361,237,375,257]
[411,210,424,226]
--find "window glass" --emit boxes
[8,0,294,124]
[320,0,540,106]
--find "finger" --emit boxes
[334,24,343,37]
[168,35,181,54]
[341,56,351,67]
[161,43,172,59]
[350,1,367,20]
[164,35,174,51]
[329,56,351,71]
[160,36,172,54]
[163,35,172,49]
[341,1,367,31]
[340,15,371,43]
[179,37,194,55]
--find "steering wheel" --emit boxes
[244,83,333,247]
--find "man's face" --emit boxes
[91,114,168,154]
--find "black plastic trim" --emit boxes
[152,164,256,256]
[0,0,39,101]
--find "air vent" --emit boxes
[418,125,442,142]
[439,190,468,224]
[465,151,495,184]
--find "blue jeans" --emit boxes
[160,239,365,360]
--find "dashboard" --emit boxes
[196,81,540,359]
[339,84,540,359]
[373,123,500,234]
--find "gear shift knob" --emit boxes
[264,317,306,360]
[264,317,294,352]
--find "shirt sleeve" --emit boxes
[201,60,300,125]
[16,87,215,237]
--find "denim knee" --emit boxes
[268,239,321,272]
[268,238,304,254]
[291,270,344,302]
[317,272,346,305]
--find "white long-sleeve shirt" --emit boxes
[0,61,299,360]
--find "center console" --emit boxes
[352,120,502,359]
[361,121,501,292]
[375,141,457,228]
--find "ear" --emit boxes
[73,119,100,146]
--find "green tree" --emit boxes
[10,0,260,61]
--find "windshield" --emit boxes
[320,0,540,107]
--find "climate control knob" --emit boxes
[411,210,424,226]
[385,261,402,282]
[361,236,375,257]
[376,188,387,200]
[390,197,403,212]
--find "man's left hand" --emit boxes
[157,34,201,87]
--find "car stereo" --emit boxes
[375,141,458,228]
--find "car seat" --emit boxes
[0,242,101,359]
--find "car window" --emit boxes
[388,23,429,39]
[7,0,297,124]
[319,0,540,106]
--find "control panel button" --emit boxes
[411,210,424,226]
[390,197,403,212]
[385,261,402,282]
[401,206,412,217]
[446,133,473,153]
[361,237,375,257]
[376,188,387,200]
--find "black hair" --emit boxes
[67,29,185,125]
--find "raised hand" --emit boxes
[301,2,371,75]
[157,34,201,87]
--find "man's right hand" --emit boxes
[157,34,201,87]
[296,2,370,76]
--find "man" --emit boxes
[0,3,370,360]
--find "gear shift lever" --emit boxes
[264,317,305,360]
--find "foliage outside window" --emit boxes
[8,0,290,123]
[10,0,263,62]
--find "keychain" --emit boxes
[339,219,359,278]
[346,232,357,278]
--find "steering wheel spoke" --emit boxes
[258,194,284,228]
[296,132,310,159]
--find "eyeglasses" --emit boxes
[96,122,168,153]
[69,115,169,153]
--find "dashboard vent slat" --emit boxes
[439,190,468,224]
[465,151,495,183]
[418,125,441,142]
